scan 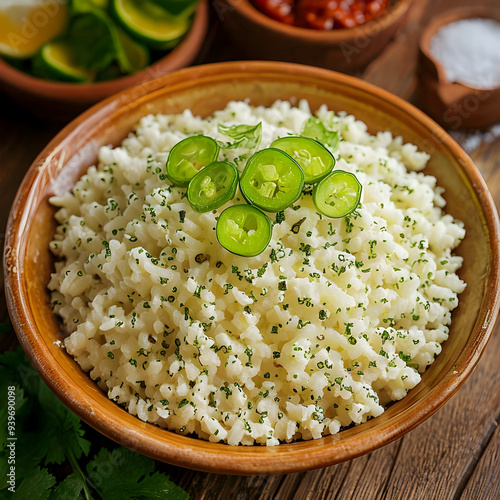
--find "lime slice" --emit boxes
[89,0,110,8]
[112,0,191,50]
[112,25,150,74]
[150,0,199,17]
[38,39,94,83]
[0,0,68,58]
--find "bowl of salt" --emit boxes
[418,7,500,129]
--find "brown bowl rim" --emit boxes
[0,0,208,102]
[223,0,415,42]
[4,61,500,475]
[419,6,500,92]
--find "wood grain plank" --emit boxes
[362,0,430,99]
[173,467,283,499]
[471,137,500,214]
[460,420,500,500]
[0,95,61,280]
[289,461,352,500]
[334,440,403,500]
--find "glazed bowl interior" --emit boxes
[5,61,500,475]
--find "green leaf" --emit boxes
[87,448,188,500]
[2,430,48,490]
[0,348,42,399]
[69,0,149,76]
[0,386,27,452]
[301,117,339,151]
[112,25,150,74]
[70,0,107,16]
[0,346,189,500]
[89,0,109,8]
[69,13,116,71]
[12,467,56,500]
[218,122,262,150]
[0,453,8,491]
[48,471,87,500]
[0,351,48,489]
[0,318,11,334]
[150,0,199,16]
[36,383,91,465]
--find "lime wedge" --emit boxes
[37,39,94,83]
[0,0,68,59]
[113,25,150,74]
[89,0,110,8]
[150,0,199,17]
[112,0,191,50]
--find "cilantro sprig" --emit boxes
[301,117,339,151]
[217,122,262,150]
[0,348,189,500]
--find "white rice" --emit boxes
[48,100,466,446]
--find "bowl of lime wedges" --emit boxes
[0,0,208,120]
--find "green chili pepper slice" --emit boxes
[271,136,335,184]
[239,148,304,213]
[216,205,272,257]
[313,170,362,218]
[187,161,238,213]
[166,135,219,187]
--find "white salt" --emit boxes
[430,18,500,89]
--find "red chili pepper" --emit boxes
[252,0,295,24]
[251,0,390,29]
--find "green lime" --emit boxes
[89,0,110,8]
[112,0,191,50]
[0,1,68,59]
[149,0,198,16]
[112,25,150,74]
[37,39,93,83]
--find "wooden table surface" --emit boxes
[1,0,499,498]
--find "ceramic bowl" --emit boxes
[216,0,414,71]
[0,0,208,121]
[418,7,500,129]
[4,61,500,474]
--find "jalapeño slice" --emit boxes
[166,135,219,187]
[187,161,238,213]
[271,136,335,184]
[216,205,272,257]
[239,148,304,213]
[313,170,362,218]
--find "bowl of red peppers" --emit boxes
[217,0,414,70]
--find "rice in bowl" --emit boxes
[48,100,466,446]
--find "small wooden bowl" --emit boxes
[216,0,414,71]
[4,61,500,474]
[419,7,500,129]
[0,0,208,121]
